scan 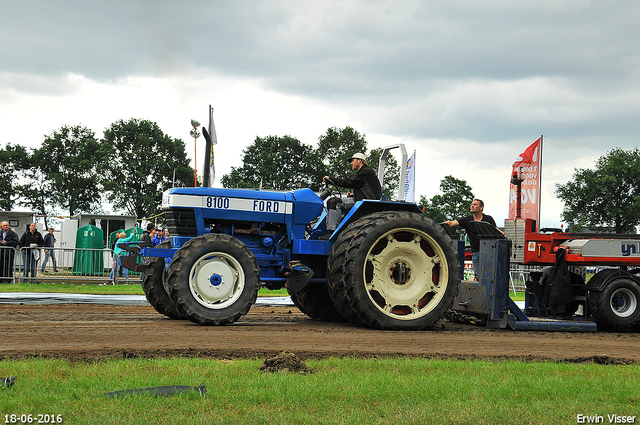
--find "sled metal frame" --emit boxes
[452,238,597,332]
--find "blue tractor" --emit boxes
[126,149,461,330]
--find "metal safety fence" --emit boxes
[0,246,141,284]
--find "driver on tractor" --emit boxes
[323,152,382,232]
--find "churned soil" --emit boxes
[1,304,639,364]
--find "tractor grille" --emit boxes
[164,209,197,237]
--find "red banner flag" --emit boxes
[509,137,542,226]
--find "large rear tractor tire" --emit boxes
[141,241,185,320]
[287,281,346,322]
[588,278,640,330]
[167,234,260,325]
[327,211,460,330]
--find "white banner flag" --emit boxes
[404,151,416,202]
[207,105,217,184]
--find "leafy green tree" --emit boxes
[221,135,318,191]
[315,126,368,179]
[0,143,29,210]
[419,195,447,223]
[98,119,193,218]
[221,126,401,198]
[419,175,475,223]
[556,147,640,233]
[16,151,58,228]
[38,125,104,216]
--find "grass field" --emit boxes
[1,357,638,425]
[0,281,632,423]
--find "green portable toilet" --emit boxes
[73,224,104,275]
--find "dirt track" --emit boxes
[2,304,639,364]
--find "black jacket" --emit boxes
[2,229,20,248]
[141,230,154,248]
[19,230,44,249]
[329,164,382,201]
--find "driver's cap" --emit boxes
[347,152,366,162]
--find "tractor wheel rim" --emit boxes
[363,227,449,320]
[610,287,637,318]
[188,252,245,309]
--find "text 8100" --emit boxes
[206,197,230,209]
[5,414,62,424]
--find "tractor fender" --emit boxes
[584,268,640,292]
[333,200,423,235]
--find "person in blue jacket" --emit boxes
[151,228,167,246]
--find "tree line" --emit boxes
[14,118,634,234]
[0,120,478,227]
[1,119,193,227]
[221,126,477,222]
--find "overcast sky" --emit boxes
[2,1,640,227]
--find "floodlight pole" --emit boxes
[190,120,201,187]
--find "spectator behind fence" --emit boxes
[19,223,44,281]
[41,227,58,273]
[141,223,157,248]
[1,221,20,283]
[109,232,135,284]
[151,228,168,246]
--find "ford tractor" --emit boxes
[123,145,460,330]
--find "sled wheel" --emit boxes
[141,241,184,320]
[287,281,346,322]
[327,211,460,330]
[167,234,260,325]
[589,278,640,329]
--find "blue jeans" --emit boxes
[41,249,57,272]
[109,256,129,281]
[22,251,38,278]
[472,251,480,281]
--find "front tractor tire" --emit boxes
[141,241,184,320]
[327,211,460,330]
[166,234,261,325]
[588,278,640,330]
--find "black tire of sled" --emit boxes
[167,233,260,326]
[140,241,185,320]
[327,210,460,330]
[588,278,640,330]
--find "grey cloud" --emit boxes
[6,1,639,84]
[2,0,640,149]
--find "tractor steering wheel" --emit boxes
[320,178,342,201]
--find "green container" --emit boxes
[73,224,104,276]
